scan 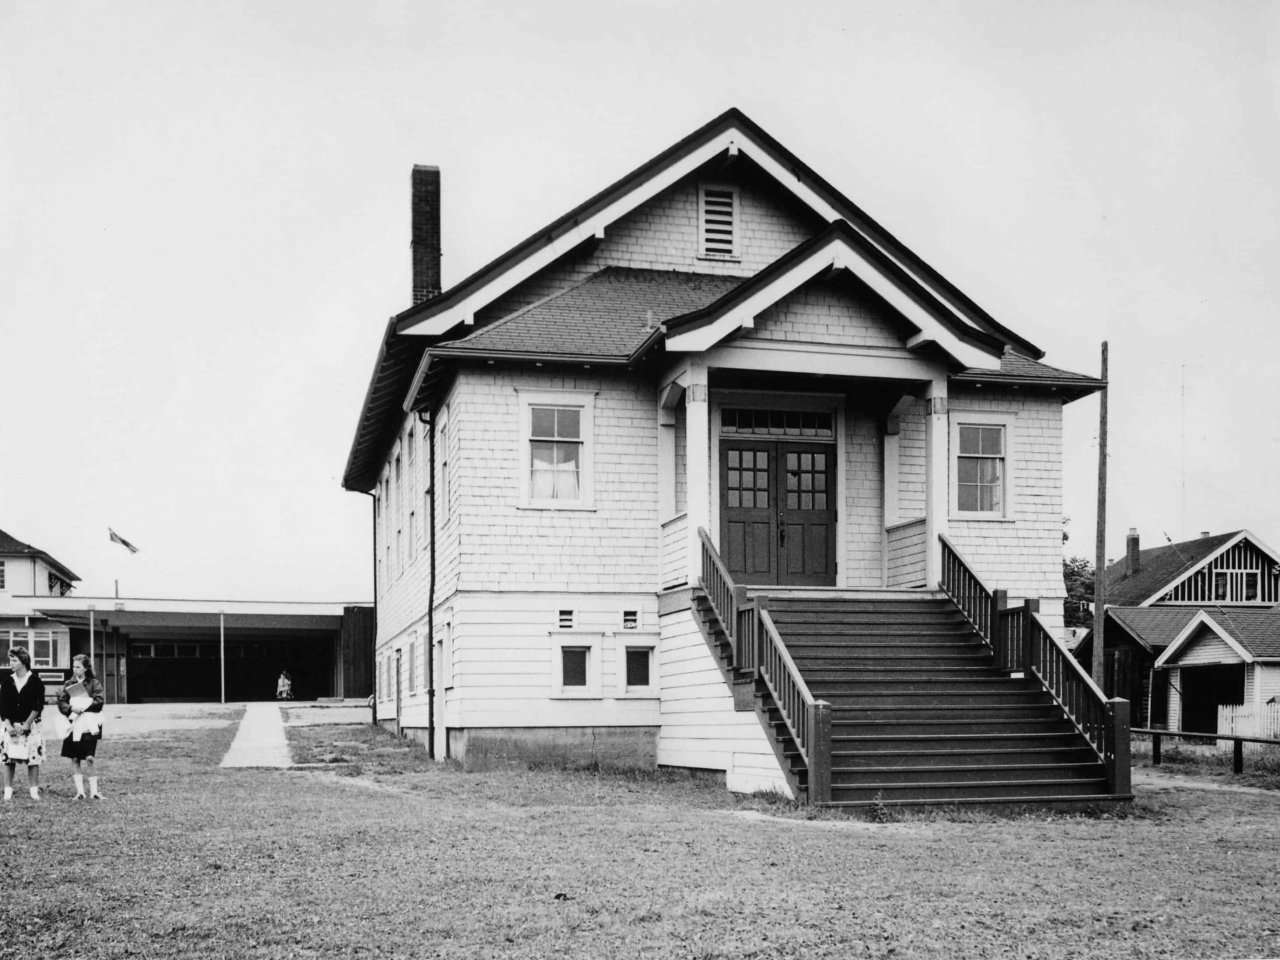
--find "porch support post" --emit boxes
[923,378,949,588]
[657,382,681,522]
[685,363,711,583]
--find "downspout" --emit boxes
[359,489,378,726]
[418,409,436,760]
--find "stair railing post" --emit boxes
[1021,598,1039,675]
[808,699,832,805]
[1104,697,1131,796]
[753,595,769,681]
[731,586,749,669]
[992,588,1008,668]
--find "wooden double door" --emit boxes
[720,440,836,586]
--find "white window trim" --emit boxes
[517,389,597,511]
[698,183,740,261]
[950,411,1017,521]
[615,632,660,698]
[550,631,603,699]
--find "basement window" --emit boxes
[550,634,601,698]
[698,184,739,260]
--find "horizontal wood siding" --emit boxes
[1177,629,1244,666]
[392,592,661,732]
[887,519,928,587]
[661,514,688,589]
[657,603,793,797]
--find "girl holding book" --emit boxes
[57,654,105,800]
[1,646,46,801]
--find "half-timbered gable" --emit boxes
[344,110,1123,806]
[1085,530,1280,731]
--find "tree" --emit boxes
[1063,556,1095,628]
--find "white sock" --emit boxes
[74,774,85,796]
[2,787,10,800]
[29,786,39,799]
[89,777,101,797]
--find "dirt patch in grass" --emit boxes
[3,720,1278,959]
[1131,736,1280,791]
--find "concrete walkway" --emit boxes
[220,701,291,768]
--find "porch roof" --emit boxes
[951,352,1105,401]
[1107,606,1202,652]
[1155,605,1280,666]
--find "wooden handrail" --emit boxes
[939,534,1130,795]
[697,528,831,803]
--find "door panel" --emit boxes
[722,443,777,583]
[720,439,836,586]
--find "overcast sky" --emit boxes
[3,1,1278,601]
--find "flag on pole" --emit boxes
[108,528,139,554]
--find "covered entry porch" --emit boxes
[657,362,953,595]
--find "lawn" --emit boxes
[2,714,1278,960]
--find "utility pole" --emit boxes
[1092,342,1109,688]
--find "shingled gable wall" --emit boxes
[474,165,824,328]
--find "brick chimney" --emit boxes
[1200,531,1211,539]
[411,165,441,305]
[1126,528,1140,577]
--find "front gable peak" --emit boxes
[394,109,1042,362]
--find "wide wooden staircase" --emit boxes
[693,530,1132,809]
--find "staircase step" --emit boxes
[825,793,1130,810]
[834,761,1104,785]
[833,718,1073,736]
[836,732,1087,752]
[797,666,1005,681]
[832,705,1067,724]
[830,777,1111,803]
[834,748,1101,768]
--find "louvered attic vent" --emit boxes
[699,185,738,259]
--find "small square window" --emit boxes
[625,648,651,688]
[561,647,589,687]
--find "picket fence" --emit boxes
[1217,703,1280,755]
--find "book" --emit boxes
[65,680,93,712]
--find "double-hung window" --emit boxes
[952,415,1013,518]
[519,390,595,509]
[531,407,582,500]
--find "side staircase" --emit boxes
[692,530,1132,809]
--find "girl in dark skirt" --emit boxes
[57,654,105,800]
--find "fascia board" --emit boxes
[1136,531,1256,607]
[398,126,990,347]
[400,130,750,338]
[1155,611,1254,668]
[666,240,1000,370]
[1108,613,1154,654]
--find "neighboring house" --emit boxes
[1076,528,1280,731]
[343,109,1115,805]
[0,526,78,674]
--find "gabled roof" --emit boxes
[662,220,1006,369]
[1155,606,1280,667]
[0,528,79,583]
[1108,606,1202,652]
[435,267,745,363]
[343,108,1065,492]
[1103,531,1245,606]
[392,109,1043,358]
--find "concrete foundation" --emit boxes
[447,726,659,772]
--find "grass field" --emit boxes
[2,711,1279,959]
